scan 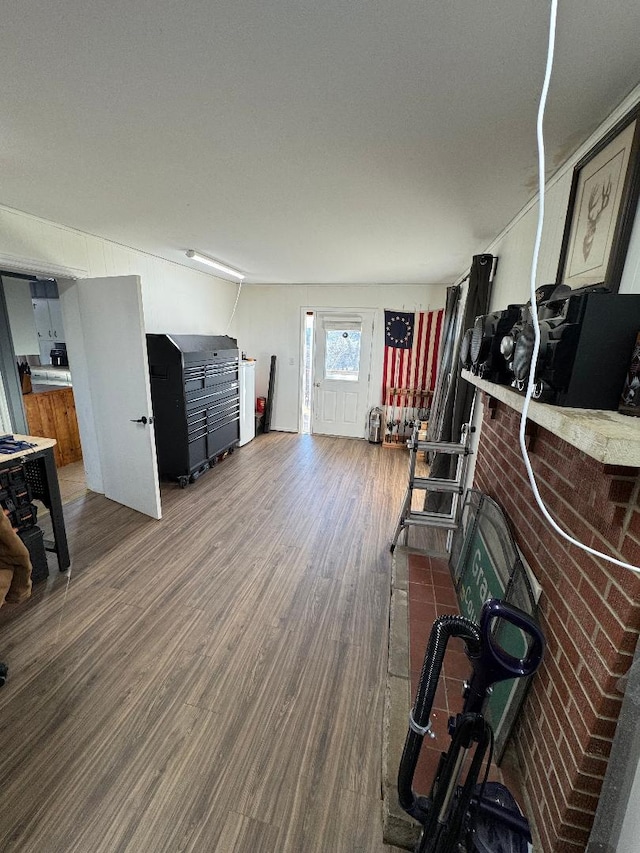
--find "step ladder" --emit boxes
[390,422,473,553]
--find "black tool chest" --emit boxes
[0,463,48,583]
[146,334,240,486]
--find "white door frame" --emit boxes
[300,307,376,439]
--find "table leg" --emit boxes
[41,448,71,571]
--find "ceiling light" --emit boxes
[185,250,245,281]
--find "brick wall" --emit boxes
[473,393,640,852]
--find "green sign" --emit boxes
[457,526,502,625]
[456,527,527,742]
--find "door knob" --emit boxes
[131,416,153,425]
[314,382,321,387]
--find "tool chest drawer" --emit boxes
[183,358,239,399]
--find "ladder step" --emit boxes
[412,440,468,455]
[411,476,463,493]
[403,511,459,530]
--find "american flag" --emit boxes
[382,309,444,409]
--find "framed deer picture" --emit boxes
[556,104,640,292]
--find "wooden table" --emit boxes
[0,435,70,571]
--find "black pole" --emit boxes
[264,355,276,433]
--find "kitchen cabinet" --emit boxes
[32,298,64,341]
[23,387,82,467]
[3,277,40,355]
[32,298,65,364]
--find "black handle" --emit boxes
[479,598,545,681]
[130,416,149,425]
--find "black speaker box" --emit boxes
[18,525,49,584]
[542,292,640,409]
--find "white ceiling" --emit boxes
[2,1,640,285]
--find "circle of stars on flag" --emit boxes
[386,314,413,346]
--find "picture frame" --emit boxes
[556,104,640,293]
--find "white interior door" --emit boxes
[71,275,161,519]
[312,310,374,438]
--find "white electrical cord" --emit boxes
[520,0,640,574]
[225,280,243,335]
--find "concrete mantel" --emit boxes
[461,370,640,468]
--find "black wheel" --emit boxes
[0,662,8,687]
[178,477,188,489]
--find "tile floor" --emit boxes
[56,460,87,504]
[407,552,525,803]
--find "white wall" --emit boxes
[0,204,238,452]
[484,85,640,309]
[0,203,239,332]
[235,283,447,432]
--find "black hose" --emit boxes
[397,614,481,819]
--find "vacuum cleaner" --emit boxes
[397,598,545,853]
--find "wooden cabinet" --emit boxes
[23,388,82,468]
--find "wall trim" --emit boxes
[0,253,86,280]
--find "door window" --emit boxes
[324,328,362,381]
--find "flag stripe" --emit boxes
[401,347,409,409]
[420,311,433,399]
[382,338,390,406]
[412,311,425,407]
[431,309,444,390]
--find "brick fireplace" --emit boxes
[470,386,640,852]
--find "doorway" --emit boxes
[0,271,86,503]
[0,271,161,519]
[304,309,375,439]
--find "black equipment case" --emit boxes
[1,463,48,584]
[18,526,49,584]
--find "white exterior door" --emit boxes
[69,275,161,519]
[312,310,374,438]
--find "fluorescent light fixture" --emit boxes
[186,249,245,281]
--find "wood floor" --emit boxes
[0,433,410,853]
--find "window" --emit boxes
[301,311,314,433]
[324,328,362,381]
